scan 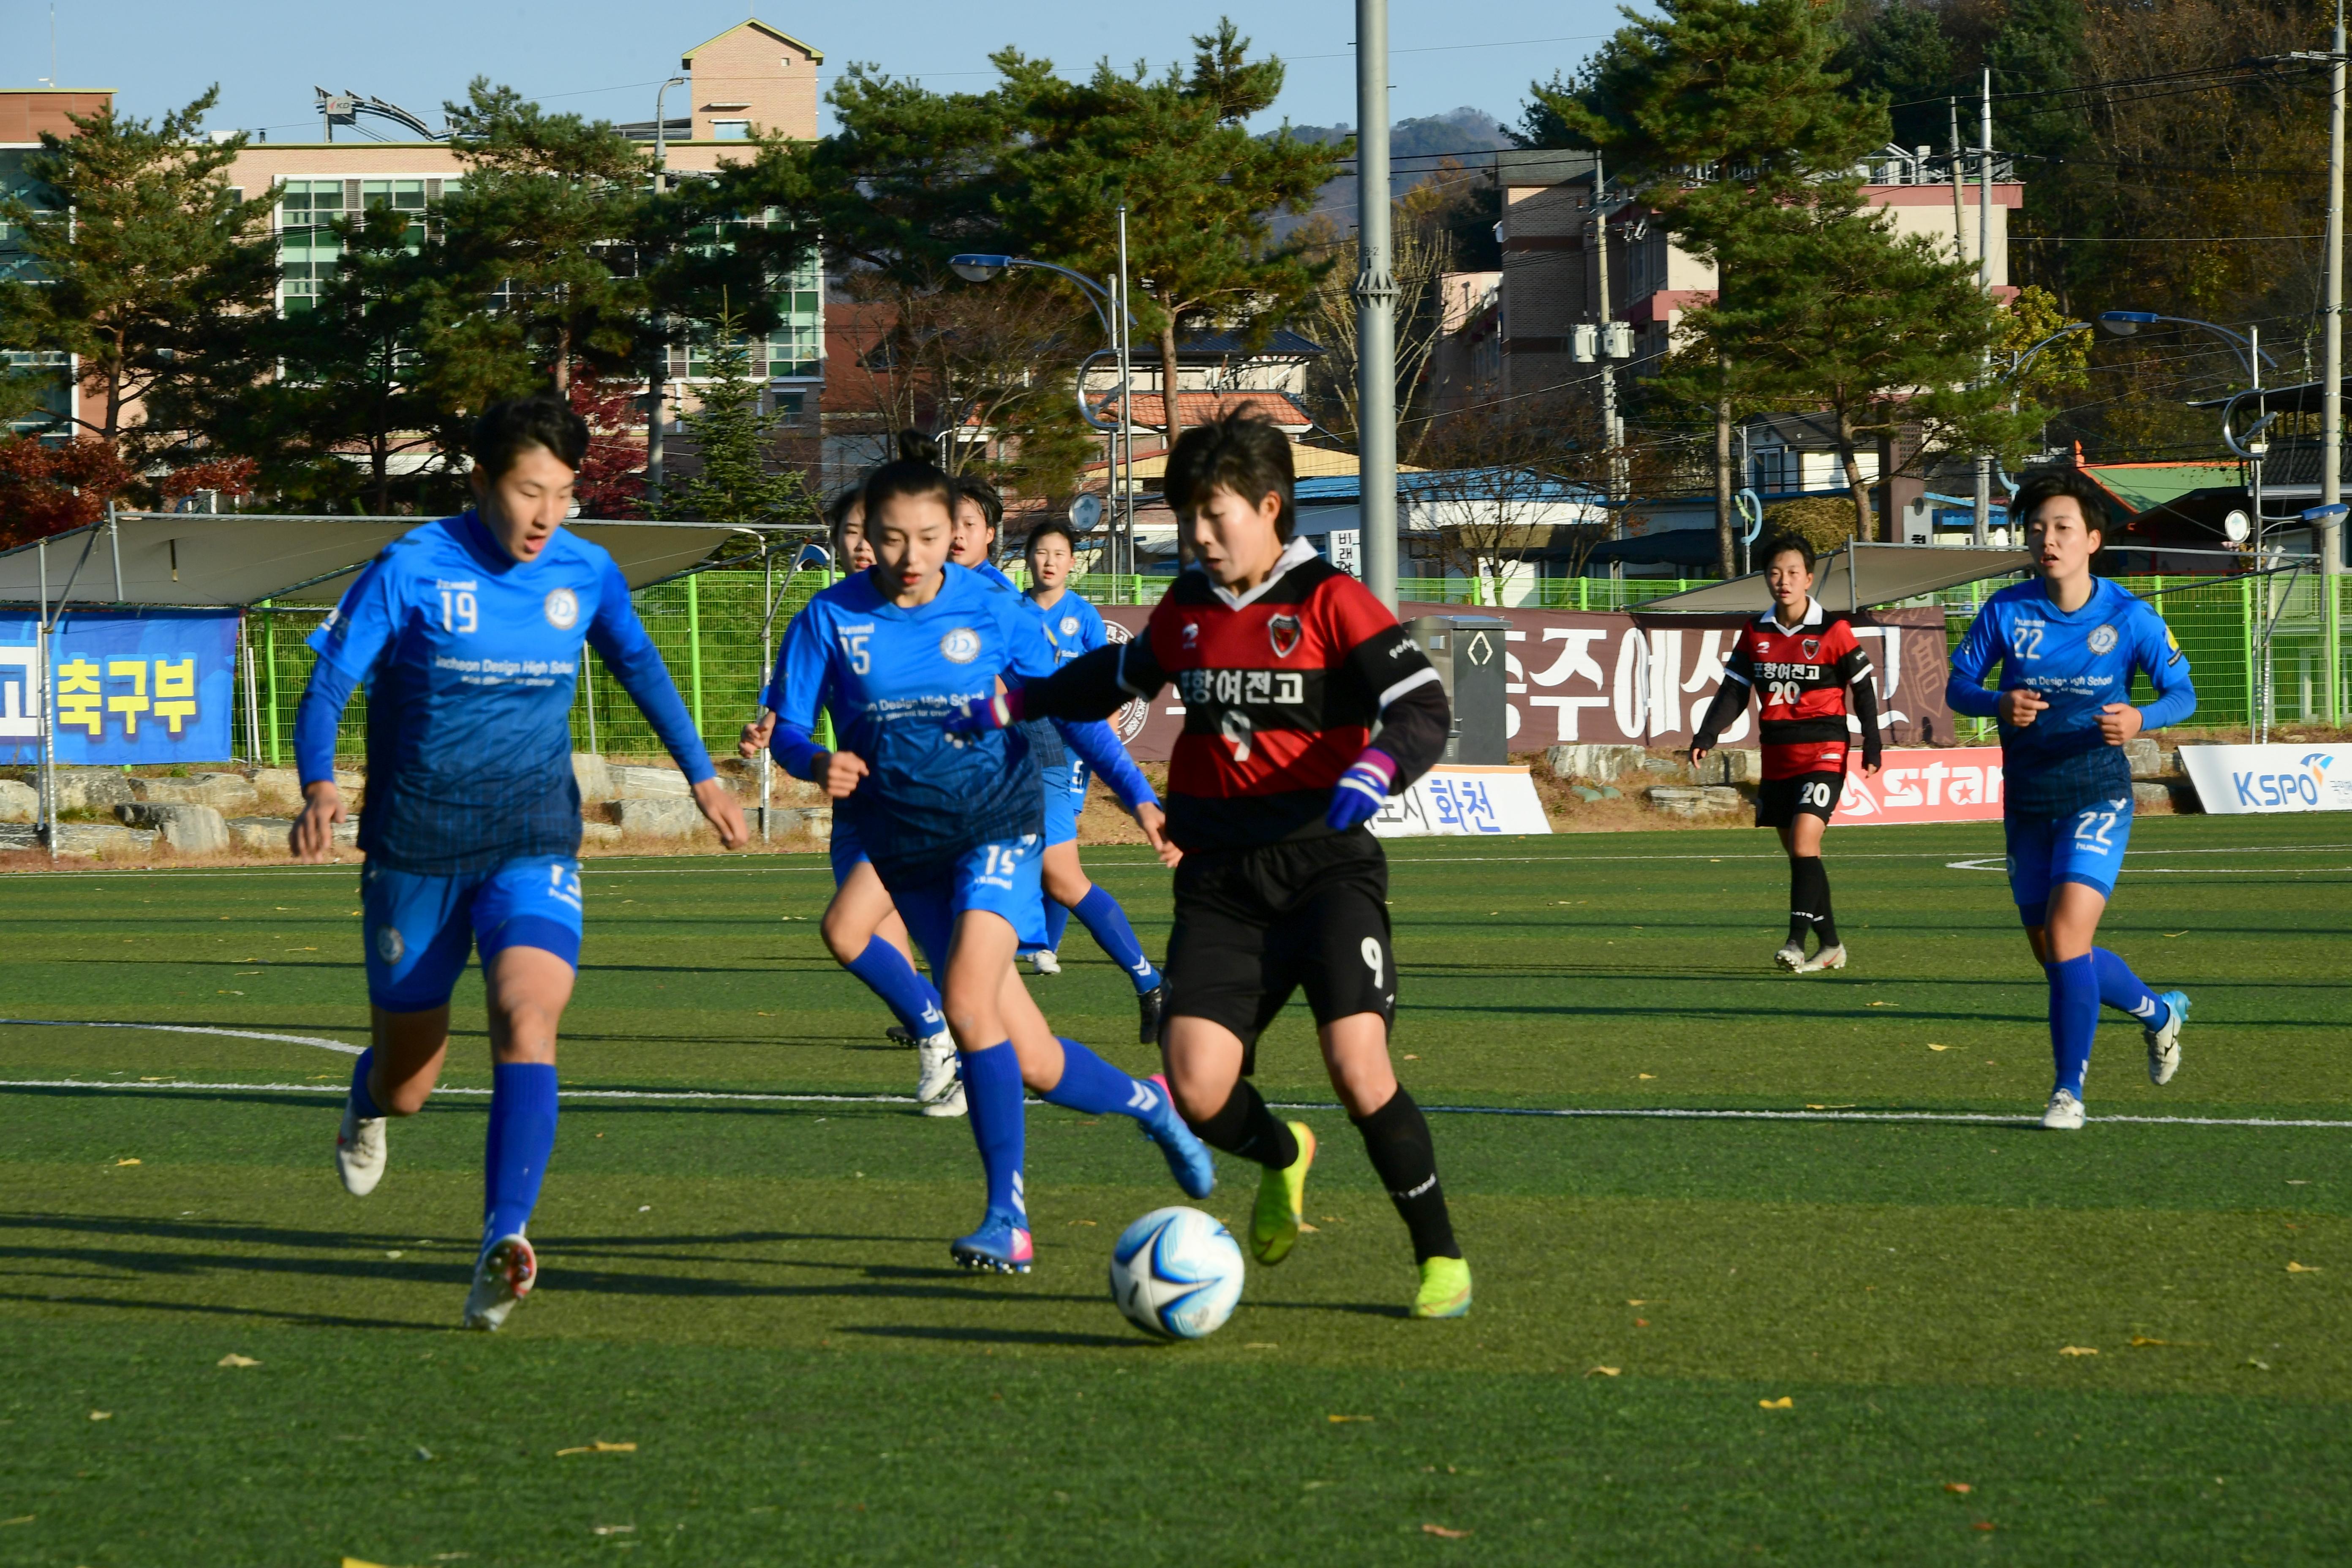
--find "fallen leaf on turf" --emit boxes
[1244,1343,1278,1349]
[1867,1001,1893,1007]
[2129,1336,2209,1348]
[2244,1358,2271,1371]
[2287,1262,2320,1272]
[1586,1366,1620,1377]
[1805,1104,1856,1110]
[1637,1073,1656,1080]
[2162,931,2188,938]
[1,1515,33,1525]
[1974,1522,1996,1531]
[385,1250,403,1259]
[2059,1346,2099,1356]
[114,1158,140,1166]
[1635,1319,1649,1327]
[556,1441,637,1456]
[591,1524,636,1535]
[1327,1415,1373,1424]
[217,1353,260,1367]
[89,1410,110,1421]
[1627,1299,1648,1306]
[1421,1524,1471,1538]
[1759,1396,1793,1409]
[1944,1482,1973,1494]
[1402,1053,1418,1059]
[343,1558,397,1568]
[1065,1220,1097,1227]
[1928,1044,1951,1051]
[1297,1222,1320,1233]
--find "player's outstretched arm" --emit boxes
[956,641,1168,734]
[288,659,357,863]
[1688,662,1750,763]
[1944,604,2009,721]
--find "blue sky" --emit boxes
[2,0,1622,140]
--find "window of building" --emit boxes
[712,120,751,141]
[277,178,439,313]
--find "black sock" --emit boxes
[1352,1087,1460,1263]
[1790,855,1837,947]
[1191,1079,1298,1170]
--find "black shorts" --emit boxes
[1756,771,1844,828]
[1162,829,1396,1068]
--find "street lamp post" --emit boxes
[645,75,687,514]
[950,251,1137,578]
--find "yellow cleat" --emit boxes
[1412,1255,1473,1319]
[1250,1122,1315,1266]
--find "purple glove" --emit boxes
[1326,747,1397,831]
[945,687,1024,736]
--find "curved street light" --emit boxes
[2097,310,2277,381]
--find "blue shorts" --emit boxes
[829,814,868,887]
[2005,795,2134,926]
[883,835,1048,973]
[362,855,583,1012]
[1044,781,1080,848]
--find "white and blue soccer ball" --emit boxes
[1108,1205,1244,1340]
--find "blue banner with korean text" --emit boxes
[0,611,240,766]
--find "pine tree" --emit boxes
[671,308,811,529]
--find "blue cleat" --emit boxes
[1140,1073,1216,1200]
[950,1211,1034,1274]
[2145,990,2189,1086]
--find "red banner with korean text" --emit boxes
[1832,745,2005,825]
[1095,599,1955,764]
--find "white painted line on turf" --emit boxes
[1946,856,2352,874]
[5,1076,2347,1130]
[0,1018,364,1055]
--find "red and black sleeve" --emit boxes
[1326,586,1449,786]
[1834,630,1883,766]
[1690,629,1757,751]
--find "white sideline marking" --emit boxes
[1947,857,2352,874]
[0,1018,365,1056]
[3,1075,2346,1130]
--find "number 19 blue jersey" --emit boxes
[771,565,1059,880]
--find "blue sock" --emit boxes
[482,1062,559,1247]
[2092,947,2164,1026]
[1043,898,1072,954]
[958,1041,1028,1223]
[2047,956,2099,1098]
[844,936,947,1039]
[1072,885,1160,994]
[348,1048,384,1119]
[1039,1036,1161,1123]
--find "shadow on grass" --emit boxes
[841,1324,1148,1350]
[0,1288,424,1331]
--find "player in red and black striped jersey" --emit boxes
[1690,536,1884,973]
[949,414,1471,1320]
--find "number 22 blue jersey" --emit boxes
[771,564,1059,880]
[1946,576,2194,818]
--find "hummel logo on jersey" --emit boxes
[1268,613,1303,658]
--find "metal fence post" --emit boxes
[686,573,705,740]
[2330,573,2346,727]
[262,602,282,767]
[2240,575,2255,729]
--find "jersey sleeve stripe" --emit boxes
[1377,664,1442,710]
[1720,666,1753,686]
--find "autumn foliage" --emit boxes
[0,436,136,549]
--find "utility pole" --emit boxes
[1973,71,1995,547]
[2325,0,2346,723]
[646,75,686,514]
[1118,204,1136,586]
[1354,0,1399,608]
[1593,150,1623,571]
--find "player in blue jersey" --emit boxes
[1946,469,2197,1130]
[740,479,963,1116]
[290,397,746,1328]
[769,452,1210,1273]
[1018,518,1170,1032]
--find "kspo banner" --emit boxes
[2177,744,2352,814]
[0,611,240,767]
[1096,601,1954,763]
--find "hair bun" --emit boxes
[896,428,939,465]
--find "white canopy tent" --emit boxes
[1637,542,2036,615]
[0,512,798,611]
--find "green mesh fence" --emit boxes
[241,566,2352,768]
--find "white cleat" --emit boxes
[915,1033,961,1105]
[1797,943,1847,973]
[335,1097,388,1197]
[1028,949,1062,976]
[2145,991,2189,1086]
[2041,1089,2087,1131]
[922,1079,968,1119]
[1773,941,1807,972]
[462,1233,537,1331]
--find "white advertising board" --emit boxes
[2178,744,2352,814]
[1369,764,1552,838]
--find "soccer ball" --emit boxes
[1108,1206,1244,1340]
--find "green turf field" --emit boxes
[1,814,2347,1565]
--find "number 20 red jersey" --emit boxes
[1699,602,1881,781]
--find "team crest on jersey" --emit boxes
[2088,623,2118,654]
[375,926,405,964]
[543,588,579,629]
[1800,636,1821,661]
[1060,615,1081,638]
[939,626,982,664]
[1268,613,1303,658]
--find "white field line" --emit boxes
[1945,856,2352,874]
